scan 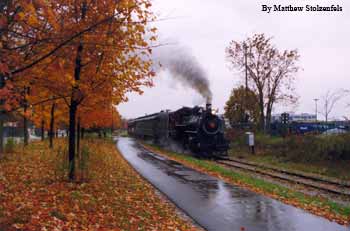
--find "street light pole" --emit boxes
[313,98,319,122]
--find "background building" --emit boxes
[271,113,316,123]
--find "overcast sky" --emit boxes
[118,0,350,120]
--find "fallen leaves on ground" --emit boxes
[0,139,199,231]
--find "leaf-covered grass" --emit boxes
[143,143,350,226]
[0,139,198,231]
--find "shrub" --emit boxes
[119,130,129,137]
[277,134,350,162]
[227,130,284,150]
[79,144,90,181]
[54,145,69,180]
[255,133,284,149]
[227,128,350,162]
[5,138,16,153]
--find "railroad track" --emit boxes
[216,158,350,196]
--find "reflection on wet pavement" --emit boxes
[117,137,350,231]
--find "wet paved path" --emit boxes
[117,137,349,231]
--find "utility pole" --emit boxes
[313,98,319,122]
[244,43,248,92]
[243,43,248,123]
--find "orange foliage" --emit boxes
[1,0,156,115]
[1,0,157,179]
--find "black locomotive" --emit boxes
[127,103,229,158]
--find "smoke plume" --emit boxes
[152,45,212,103]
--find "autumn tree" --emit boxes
[30,95,67,148]
[35,1,155,180]
[75,93,121,152]
[0,0,157,181]
[224,86,259,127]
[226,34,300,131]
[0,1,61,151]
[80,102,121,138]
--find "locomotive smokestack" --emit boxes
[152,44,212,103]
[206,103,212,112]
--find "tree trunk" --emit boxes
[68,1,86,181]
[258,95,265,132]
[265,110,271,132]
[49,102,56,149]
[0,75,4,154]
[41,119,45,141]
[111,108,114,134]
[77,117,81,156]
[0,41,7,154]
[0,118,3,154]
[81,128,85,139]
[265,103,273,132]
[23,105,28,146]
[68,101,77,181]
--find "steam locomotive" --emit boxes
[127,104,229,158]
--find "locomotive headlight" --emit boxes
[209,122,216,128]
[203,116,220,135]
[211,109,218,115]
